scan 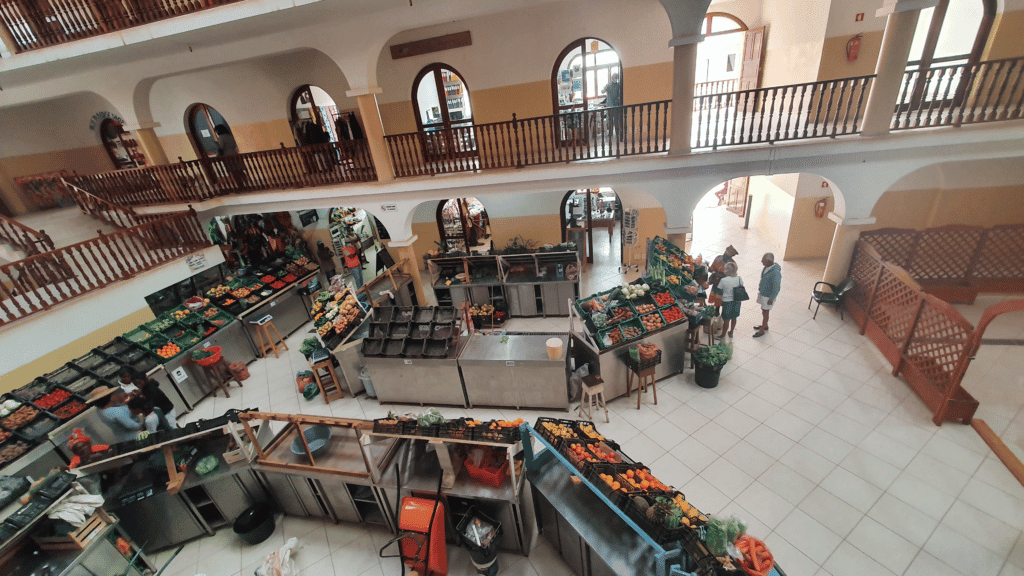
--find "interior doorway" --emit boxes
[185,103,235,158]
[436,198,491,253]
[560,188,621,265]
[289,85,364,146]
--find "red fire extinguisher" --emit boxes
[814,199,828,218]
[847,34,862,62]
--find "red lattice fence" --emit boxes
[846,240,979,425]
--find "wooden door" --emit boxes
[726,177,749,217]
[739,27,767,91]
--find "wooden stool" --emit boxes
[309,357,345,404]
[199,357,243,398]
[252,316,288,358]
[579,374,609,423]
[626,367,657,410]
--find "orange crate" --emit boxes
[464,449,509,488]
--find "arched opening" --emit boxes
[436,198,491,253]
[412,64,477,159]
[289,84,365,146]
[552,38,622,116]
[99,118,146,170]
[696,13,765,95]
[903,0,996,106]
[560,188,621,265]
[185,103,236,159]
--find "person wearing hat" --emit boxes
[66,429,109,469]
[88,386,142,444]
[709,245,739,311]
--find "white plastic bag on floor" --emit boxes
[255,537,298,576]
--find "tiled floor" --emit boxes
[166,201,1024,576]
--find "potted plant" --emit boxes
[693,342,732,389]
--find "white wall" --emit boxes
[0,92,121,157]
[823,0,889,37]
[888,157,1024,191]
[0,246,223,377]
[375,0,673,103]
[709,0,764,28]
[748,175,794,254]
[759,0,831,86]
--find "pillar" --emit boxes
[667,34,703,155]
[0,23,17,58]
[823,214,877,284]
[126,123,170,166]
[385,236,427,305]
[666,226,692,254]
[860,0,938,136]
[346,87,395,182]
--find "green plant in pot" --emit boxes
[693,342,732,389]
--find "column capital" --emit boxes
[346,86,384,98]
[876,0,939,17]
[387,235,418,248]
[123,121,161,131]
[669,34,705,48]
[828,213,876,226]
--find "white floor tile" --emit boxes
[925,524,1007,576]
[903,552,966,576]
[775,509,842,565]
[823,541,898,576]
[800,427,854,464]
[887,472,958,520]
[759,461,816,505]
[690,420,741,455]
[700,458,755,499]
[941,500,1022,557]
[820,466,884,513]
[735,480,796,530]
[780,443,836,484]
[845,517,918,574]
[722,439,776,479]
[798,487,864,538]
[958,476,1024,530]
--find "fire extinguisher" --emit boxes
[847,34,862,62]
[814,199,828,218]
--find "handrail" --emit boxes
[0,213,53,256]
[0,0,248,53]
[0,209,209,327]
[61,179,156,228]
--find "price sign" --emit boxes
[171,367,188,383]
[404,360,413,365]
[506,361,515,367]
[203,341,211,348]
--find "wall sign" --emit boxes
[186,254,209,272]
[171,367,188,383]
[381,205,397,212]
[88,111,125,130]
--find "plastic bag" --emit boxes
[256,537,298,576]
[705,515,747,556]
[48,494,105,527]
[302,381,320,400]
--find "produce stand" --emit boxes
[458,333,570,410]
[162,317,256,410]
[363,336,470,407]
[236,271,317,350]
[357,258,416,307]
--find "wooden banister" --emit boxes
[0,213,53,255]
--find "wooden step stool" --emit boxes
[626,366,657,410]
[309,357,345,404]
[251,315,288,358]
[578,374,609,423]
[199,357,243,398]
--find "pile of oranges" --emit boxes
[578,423,603,440]
[156,342,181,358]
[598,472,624,492]
[662,307,684,323]
[621,468,669,491]
[567,442,619,465]
[541,421,577,440]
[489,418,524,429]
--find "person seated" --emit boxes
[88,386,142,444]
[126,397,173,433]
[67,429,109,469]
[131,373,177,429]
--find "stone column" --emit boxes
[666,226,693,253]
[667,34,703,155]
[823,214,877,284]
[385,236,427,305]
[861,0,939,136]
[125,123,170,166]
[347,87,395,182]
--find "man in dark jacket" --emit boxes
[754,252,782,337]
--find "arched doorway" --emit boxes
[289,85,365,146]
[552,38,622,116]
[185,103,235,159]
[560,188,621,265]
[695,13,752,94]
[99,119,146,170]
[436,198,490,253]
[413,64,477,159]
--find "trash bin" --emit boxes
[233,505,275,545]
[456,506,502,575]
[359,366,376,398]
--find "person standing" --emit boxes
[601,72,623,141]
[131,373,177,429]
[708,245,738,312]
[754,253,782,338]
[715,262,743,339]
[88,387,142,444]
[342,235,364,289]
[317,241,337,281]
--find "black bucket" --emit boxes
[694,362,722,389]
[233,505,275,545]
[457,507,502,575]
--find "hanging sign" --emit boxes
[88,111,124,130]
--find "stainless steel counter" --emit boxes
[588,321,690,401]
[237,278,314,353]
[363,337,469,407]
[459,334,569,410]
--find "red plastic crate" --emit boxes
[464,449,509,488]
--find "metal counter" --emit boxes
[588,321,690,401]
[161,318,257,410]
[458,334,569,410]
[362,337,470,407]
[237,278,314,352]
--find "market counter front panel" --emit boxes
[237,280,314,349]
[458,333,569,411]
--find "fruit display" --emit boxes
[591,312,608,328]
[170,309,191,320]
[282,274,297,283]
[0,441,30,466]
[641,312,665,331]
[295,257,310,266]
[148,317,175,331]
[685,284,700,295]
[270,281,286,290]
[661,306,684,323]
[621,325,642,340]
[668,253,686,270]
[667,275,681,285]
[607,327,623,345]
[54,400,87,420]
[609,306,634,324]
[34,388,70,409]
[567,441,621,466]
[489,419,524,430]
[635,303,657,314]
[231,287,252,298]
[616,283,648,300]
[621,467,670,492]
[597,472,624,492]
[539,420,578,443]
[156,343,181,359]
[0,430,9,443]
[469,304,495,316]
[260,275,276,283]
[1,405,39,430]
[203,307,220,319]
[317,322,333,338]
[203,326,216,336]
[245,295,261,304]
[578,423,604,440]
[207,285,231,298]
[653,291,675,307]
[223,299,236,306]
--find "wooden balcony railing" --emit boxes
[62,180,160,228]
[0,213,53,256]
[692,75,875,149]
[0,209,209,326]
[386,101,672,178]
[893,56,1024,130]
[65,140,376,206]
[0,0,246,53]
[694,79,738,98]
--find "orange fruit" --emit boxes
[611,482,620,490]
[626,470,635,478]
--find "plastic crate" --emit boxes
[98,338,133,357]
[31,387,76,411]
[371,417,407,435]
[606,302,637,326]
[625,491,705,545]
[71,352,105,372]
[1,404,42,432]
[638,309,668,333]
[173,330,202,350]
[464,449,509,488]
[571,420,608,442]
[440,419,471,440]
[144,315,176,333]
[535,417,580,448]
[360,338,384,357]
[680,529,719,576]
[595,325,622,350]
[562,438,628,475]
[64,374,99,395]
[625,349,663,373]
[586,462,643,508]
[651,290,678,309]
[11,378,54,402]
[617,317,646,343]
[471,422,519,444]
[16,412,61,442]
[406,422,439,438]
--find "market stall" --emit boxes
[459,334,569,410]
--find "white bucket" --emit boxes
[546,338,563,360]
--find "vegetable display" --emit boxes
[34,389,70,409]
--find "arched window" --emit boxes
[413,64,474,133]
[186,103,235,159]
[701,13,747,36]
[904,0,996,104]
[552,38,622,116]
[99,119,146,170]
[696,13,756,91]
[436,198,490,252]
[289,85,365,146]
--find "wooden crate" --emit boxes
[33,508,113,551]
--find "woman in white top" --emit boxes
[715,262,743,339]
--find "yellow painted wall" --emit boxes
[785,196,838,259]
[817,31,884,82]
[986,10,1024,60]
[0,307,155,395]
[869,185,1024,230]
[0,146,112,213]
[157,119,295,163]
[490,214,562,249]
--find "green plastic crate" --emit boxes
[173,330,202,350]
[123,327,154,345]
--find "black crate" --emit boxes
[388,322,412,338]
[0,404,42,432]
[624,349,663,373]
[98,338,134,357]
[624,491,704,545]
[71,352,106,372]
[561,438,630,476]
[382,338,405,357]
[680,529,719,576]
[471,422,518,444]
[372,306,395,323]
[535,417,580,448]
[413,306,436,323]
[372,418,404,435]
[10,378,53,402]
[361,338,384,357]
[422,338,450,358]
[64,374,100,395]
[0,436,35,471]
[430,322,455,339]
[585,462,643,508]
[393,306,415,322]
[434,307,457,323]
[410,322,432,339]
[42,365,82,388]
[91,361,124,381]
[406,421,439,438]
[440,419,471,440]
[402,339,425,358]
[17,412,61,442]
[368,322,388,338]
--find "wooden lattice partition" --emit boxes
[860,225,1024,301]
[846,240,979,425]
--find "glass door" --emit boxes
[414,64,477,159]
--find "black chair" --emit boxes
[809,277,854,320]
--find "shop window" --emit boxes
[289,85,364,146]
[437,198,490,253]
[413,64,474,132]
[99,119,146,170]
[551,38,622,116]
[185,103,236,159]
